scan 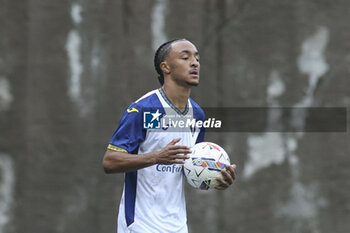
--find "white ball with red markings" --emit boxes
[183,142,230,190]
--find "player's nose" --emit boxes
[190,57,199,67]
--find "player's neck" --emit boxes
[162,84,191,112]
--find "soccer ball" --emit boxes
[184,142,230,190]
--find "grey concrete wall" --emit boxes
[0,0,349,232]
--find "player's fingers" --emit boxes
[171,159,185,164]
[169,153,190,160]
[221,170,234,185]
[161,159,183,165]
[174,155,190,160]
[172,148,191,155]
[227,164,236,180]
[167,147,191,155]
[213,183,228,190]
[169,145,191,150]
[216,177,230,187]
[168,138,181,146]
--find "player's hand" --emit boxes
[214,164,236,190]
[155,138,191,165]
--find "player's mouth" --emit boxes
[189,70,199,78]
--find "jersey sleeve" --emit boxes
[195,110,205,144]
[108,103,146,154]
[196,125,205,143]
[191,99,206,144]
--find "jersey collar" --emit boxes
[158,88,189,115]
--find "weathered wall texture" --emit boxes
[0,0,349,233]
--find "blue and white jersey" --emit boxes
[108,88,205,233]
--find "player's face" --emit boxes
[164,40,200,87]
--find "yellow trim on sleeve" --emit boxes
[107,144,127,153]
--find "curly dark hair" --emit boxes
[154,38,187,85]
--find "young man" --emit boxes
[103,39,236,233]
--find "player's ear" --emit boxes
[160,61,170,74]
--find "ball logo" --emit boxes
[191,157,226,172]
[202,143,221,151]
[193,158,203,166]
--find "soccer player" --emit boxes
[103,39,236,233]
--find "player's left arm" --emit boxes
[214,164,237,190]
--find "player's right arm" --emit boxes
[103,138,191,173]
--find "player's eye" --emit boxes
[182,57,189,60]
